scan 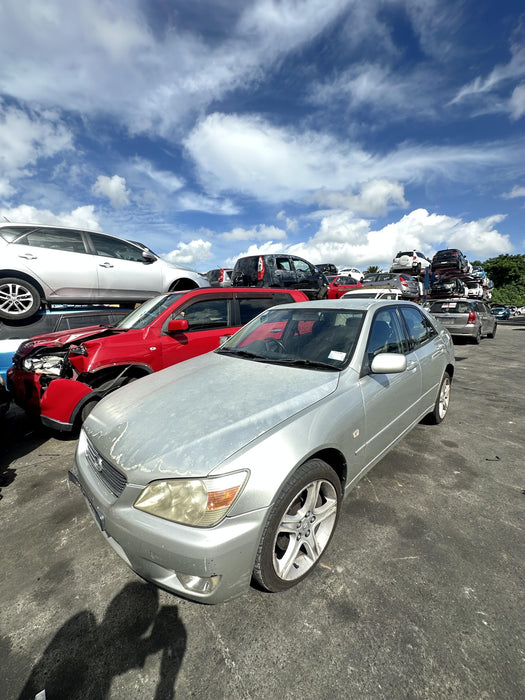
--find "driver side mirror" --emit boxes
[167,318,189,333]
[142,250,156,264]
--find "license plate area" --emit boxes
[68,469,106,532]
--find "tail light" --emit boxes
[467,311,477,324]
[218,269,224,283]
[400,275,408,288]
[257,256,265,281]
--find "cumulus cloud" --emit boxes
[92,175,130,208]
[230,208,512,270]
[185,113,518,204]
[221,224,286,242]
[0,204,100,230]
[310,179,408,216]
[130,158,185,192]
[162,239,213,267]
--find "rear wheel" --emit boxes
[0,277,41,320]
[427,372,451,424]
[487,323,497,339]
[253,459,342,592]
[471,328,482,344]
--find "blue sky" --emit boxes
[1,0,524,273]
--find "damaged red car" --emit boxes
[7,287,308,431]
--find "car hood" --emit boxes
[15,326,124,357]
[84,351,339,481]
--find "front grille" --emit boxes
[85,438,127,497]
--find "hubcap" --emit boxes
[0,283,34,315]
[439,377,450,419]
[272,478,338,581]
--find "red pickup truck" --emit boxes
[7,287,308,431]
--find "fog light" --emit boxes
[177,573,221,595]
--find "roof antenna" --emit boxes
[3,216,10,222]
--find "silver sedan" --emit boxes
[70,299,455,603]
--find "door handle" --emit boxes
[99,262,114,268]
[19,254,38,260]
[407,361,418,372]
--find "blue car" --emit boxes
[490,306,511,320]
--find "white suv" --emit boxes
[0,224,208,320]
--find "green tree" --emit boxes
[365,265,381,273]
[481,254,525,306]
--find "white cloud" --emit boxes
[176,192,239,215]
[92,175,130,208]
[502,185,525,199]
[0,0,351,137]
[162,239,213,267]
[0,101,73,191]
[0,204,100,230]
[230,208,512,270]
[130,158,185,192]
[185,113,518,203]
[221,224,287,242]
[509,84,525,120]
[310,179,408,216]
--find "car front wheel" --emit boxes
[253,458,342,592]
[0,277,41,320]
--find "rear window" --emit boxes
[238,294,294,325]
[233,256,260,284]
[430,301,471,314]
[0,314,56,339]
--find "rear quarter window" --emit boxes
[237,294,294,325]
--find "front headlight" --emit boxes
[134,471,248,527]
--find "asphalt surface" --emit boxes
[1,318,524,699]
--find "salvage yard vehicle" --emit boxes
[69,298,455,604]
[232,254,328,300]
[427,298,497,343]
[361,272,420,299]
[390,250,431,274]
[7,288,307,431]
[327,275,362,299]
[0,223,208,321]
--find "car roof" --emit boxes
[270,298,420,313]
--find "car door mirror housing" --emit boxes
[167,318,189,333]
[142,251,156,264]
[370,353,407,374]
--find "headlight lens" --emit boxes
[134,471,248,527]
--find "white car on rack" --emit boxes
[0,223,208,320]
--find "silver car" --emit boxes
[70,299,454,603]
[427,298,497,343]
[0,223,208,320]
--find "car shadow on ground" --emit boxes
[12,581,187,700]
[0,406,77,500]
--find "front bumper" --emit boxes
[71,443,269,604]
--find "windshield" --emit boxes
[114,293,186,329]
[217,306,365,370]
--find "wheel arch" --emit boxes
[79,363,153,392]
[0,269,46,300]
[168,277,200,292]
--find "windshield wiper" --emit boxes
[269,358,341,371]
[216,348,267,360]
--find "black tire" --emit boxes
[253,458,342,593]
[487,323,497,339]
[0,277,41,320]
[426,371,451,425]
[471,328,482,345]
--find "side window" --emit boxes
[400,306,437,349]
[172,299,230,331]
[20,228,86,254]
[293,258,313,274]
[89,233,145,262]
[237,295,292,325]
[365,308,408,369]
[275,257,292,271]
